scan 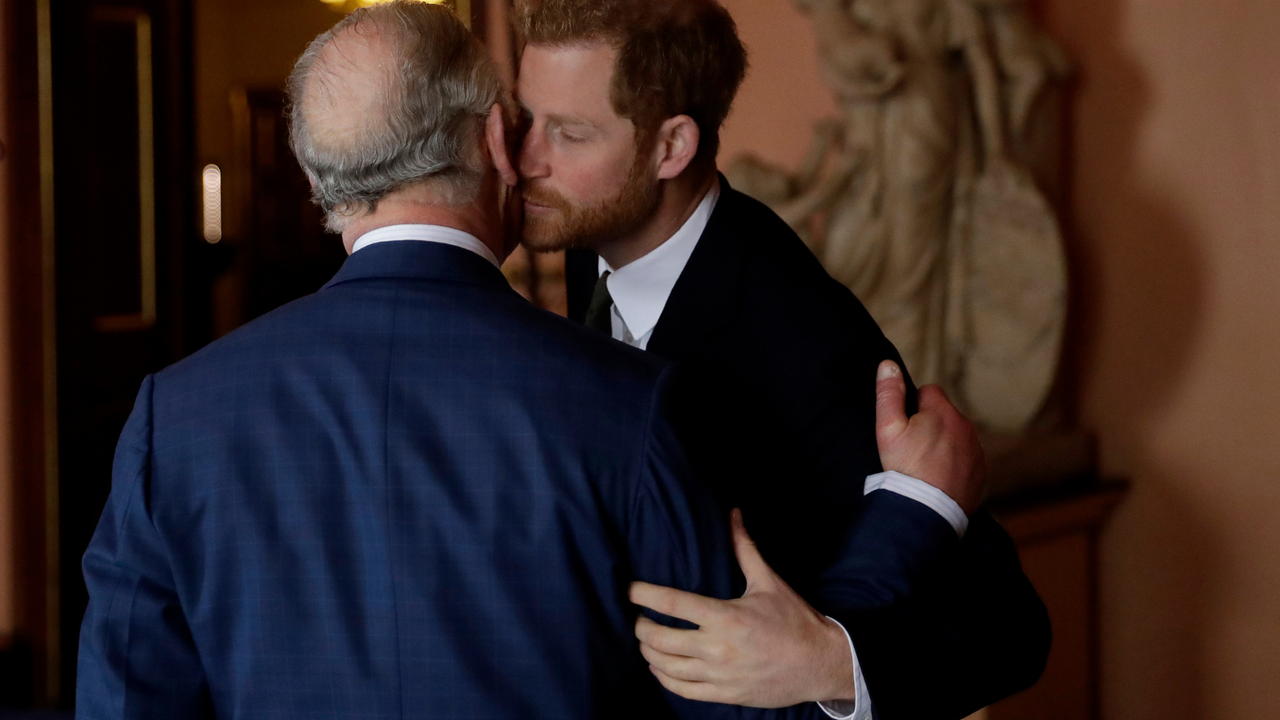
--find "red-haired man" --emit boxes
[511,1,1050,717]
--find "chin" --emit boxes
[522,240,567,254]
[521,222,574,254]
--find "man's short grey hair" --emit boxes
[286,1,503,232]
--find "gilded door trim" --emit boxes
[35,0,61,703]
[90,7,158,334]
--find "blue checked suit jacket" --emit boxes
[76,240,864,720]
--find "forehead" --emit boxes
[517,42,620,121]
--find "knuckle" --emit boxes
[639,644,659,664]
[718,686,746,706]
[642,630,662,651]
[703,603,727,625]
[717,610,744,636]
[708,641,729,665]
[720,643,739,666]
[650,632,675,654]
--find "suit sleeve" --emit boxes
[626,368,834,720]
[776,337,1051,719]
[817,489,961,608]
[801,353,1050,719]
[76,375,214,719]
[821,510,1051,720]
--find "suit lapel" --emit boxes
[646,176,747,363]
[560,175,750,363]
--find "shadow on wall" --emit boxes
[1101,477,1222,719]
[1044,0,1213,716]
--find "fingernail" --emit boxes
[877,361,900,380]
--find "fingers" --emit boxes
[634,615,702,658]
[730,509,777,593]
[875,360,909,447]
[630,581,723,626]
[639,641,710,682]
[649,666,731,704]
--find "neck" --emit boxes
[341,194,505,261]
[596,167,718,270]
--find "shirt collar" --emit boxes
[351,224,501,269]
[599,180,721,343]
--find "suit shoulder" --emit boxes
[510,299,674,396]
[716,187,888,345]
[153,290,336,390]
[153,280,670,410]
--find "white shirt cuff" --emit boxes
[817,617,871,720]
[864,471,969,538]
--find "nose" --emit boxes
[518,127,549,181]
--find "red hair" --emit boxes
[513,0,749,165]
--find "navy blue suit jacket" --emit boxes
[565,178,1051,719]
[75,241,842,719]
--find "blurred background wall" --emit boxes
[716,0,1280,717]
[1040,2,1280,717]
[193,0,334,170]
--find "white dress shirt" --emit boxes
[596,181,969,720]
[598,183,720,349]
[351,223,501,268]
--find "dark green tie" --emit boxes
[585,271,614,335]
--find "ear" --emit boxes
[486,103,518,188]
[652,115,701,181]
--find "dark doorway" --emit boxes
[47,0,204,707]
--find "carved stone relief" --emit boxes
[728,0,1070,433]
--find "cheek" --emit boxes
[551,145,638,205]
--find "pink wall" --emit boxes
[1040,1,1280,717]
[717,1,836,169]
[718,0,1280,717]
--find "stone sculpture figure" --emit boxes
[728,0,1068,432]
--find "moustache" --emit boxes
[520,182,572,212]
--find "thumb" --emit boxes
[731,509,777,594]
[916,384,953,415]
[875,360,908,451]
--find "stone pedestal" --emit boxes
[983,479,1128,720]
[984,429,1098,500]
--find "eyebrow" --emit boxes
[518,103,600,131]
[548,114,598,128]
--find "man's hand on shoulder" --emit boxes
[875,360,987,515]
[631,509,856,707]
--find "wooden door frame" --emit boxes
[3,0,60,706]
